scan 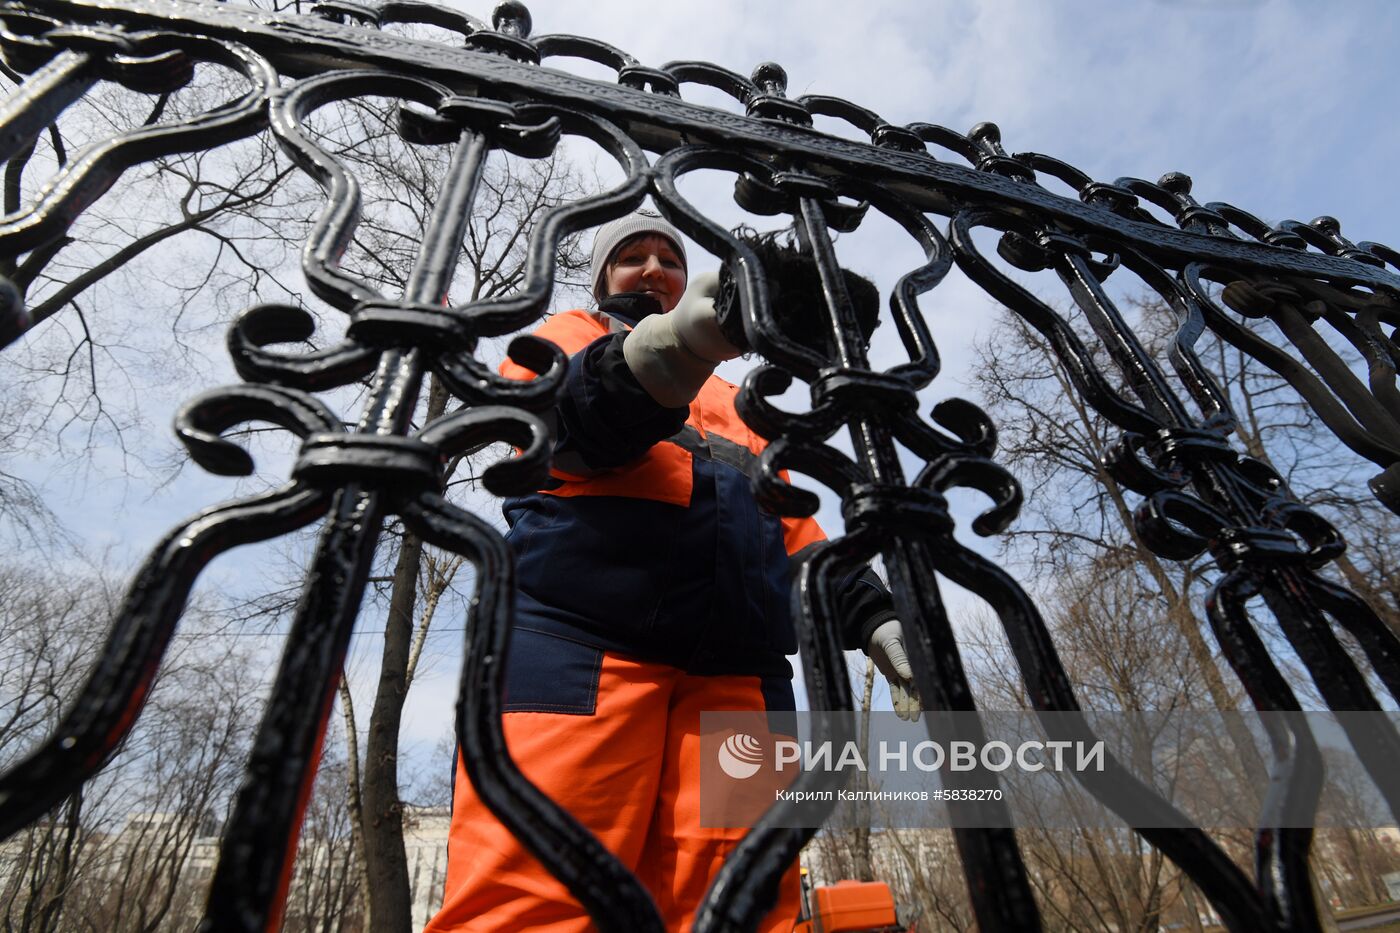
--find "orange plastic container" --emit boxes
[811,880,898,932]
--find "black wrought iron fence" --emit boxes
[0,1,1397,930]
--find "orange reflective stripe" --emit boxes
[545,441,693,506]
[500,309,699,506]
[500,309,828,555]
[499,310,605,381]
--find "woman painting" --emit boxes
[426,210,915,932]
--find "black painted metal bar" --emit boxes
[201,120,486,931]
[15,0,1400,290]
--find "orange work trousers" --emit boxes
[424,645,800,932]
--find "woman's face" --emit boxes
[604,234,687,311]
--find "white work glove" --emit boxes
[868,619,921,722]
[622,271,740,408]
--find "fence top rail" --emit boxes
[14,0,1400,291]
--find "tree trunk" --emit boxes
[358,526,417,930]
[359,375,447,933]
[360,527,421,933]
[337,679,372,925]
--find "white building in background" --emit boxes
[404,805,451,928]
[1,806,452,929]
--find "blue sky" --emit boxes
[6,0,1399,779]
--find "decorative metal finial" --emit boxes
[467,0,539,62]
[969,121,1001,146]
[1311,215,1341,236]
[967,122,1034,182]
[1158,172,1192,195]
[492,0,531,38]
[751,62,787,97]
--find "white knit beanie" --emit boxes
[589,210,688,301]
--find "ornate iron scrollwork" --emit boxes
[0,1,1397,930]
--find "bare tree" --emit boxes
[965,293,1399,929]
[960,555,1224,933]
[878,829,972,933]
[1162,297,1400,639]
[0,565,119,933]
[95,640,262,933]
[0,567,274,932]
[1309,749,1400,911]
[283,746,364,933]
[970,310,1249,722]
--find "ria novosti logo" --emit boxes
[717,733,764,779]
[716,732,1108,780]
